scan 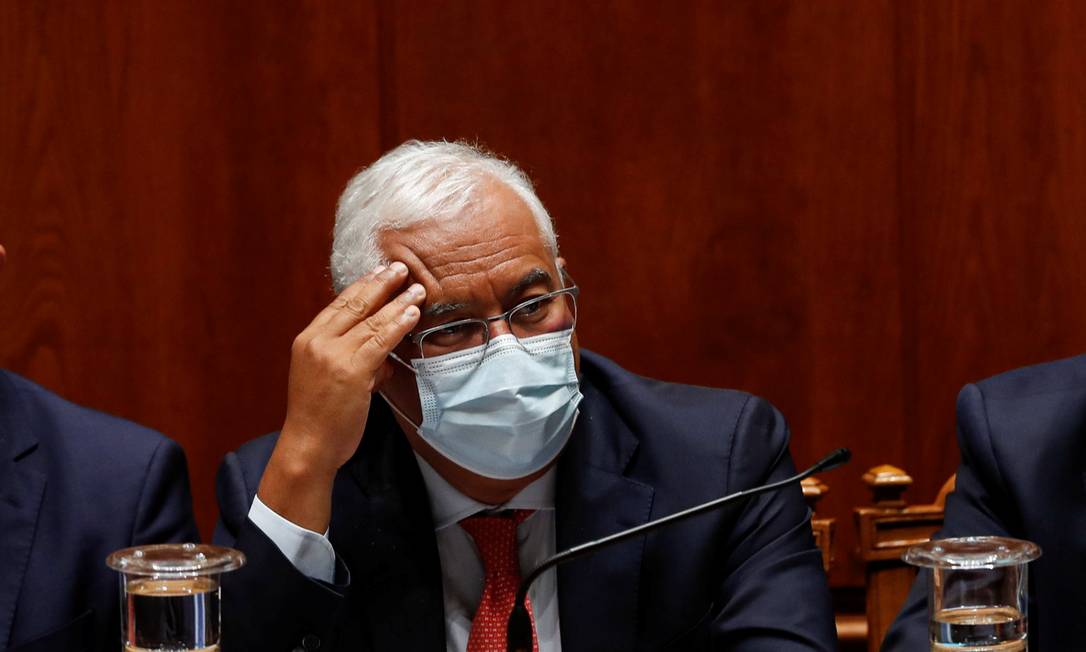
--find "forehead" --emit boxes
[379,180,554,301]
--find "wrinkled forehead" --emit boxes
[379,183,558,308]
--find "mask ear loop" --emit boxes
[378,352,423,430]
[387,351,416,373]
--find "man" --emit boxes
[0,244,200,652]
[882,355,1086,651]
[215,141,836,651]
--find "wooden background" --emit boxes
[4,1,1086,589]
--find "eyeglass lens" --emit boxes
[418,292,577,358]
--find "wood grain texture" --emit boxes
[0,0,383,540]
[894,0,1086,509]
[383,0,903,586]
[4,0,1086,588]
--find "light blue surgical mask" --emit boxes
[384,329,582,480]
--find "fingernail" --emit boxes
[390,261,408,275]
[400,305,419,322]
[407,283,425,299]
[372,264,387,275]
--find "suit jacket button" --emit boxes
[302,634,321,650]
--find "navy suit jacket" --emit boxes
[0,370,199,652]
[882,354,1086,651]
[215,350,836,651]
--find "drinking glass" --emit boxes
[106,543,245,651]
[903,536,1040,651]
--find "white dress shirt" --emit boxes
[249,455,563,652]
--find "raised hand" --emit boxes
[257,261,424,532]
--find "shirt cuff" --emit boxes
[248,494,336,584]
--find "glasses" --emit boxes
[407,286,579,359]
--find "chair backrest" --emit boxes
[853,465,955,652]
[802,475,835,572]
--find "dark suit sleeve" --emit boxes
[709,396,837,651]
[214,451,349,652]
[881,383,1015,651]
[131,439,200,544]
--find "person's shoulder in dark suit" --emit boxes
[972,351,1086,398]
[569,350,839,650]
[881,353,1086,651]
[0,369,199,652]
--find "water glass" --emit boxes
[106,543,245,651]
[903,536,1040,651]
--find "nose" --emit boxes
[487,318,514,339]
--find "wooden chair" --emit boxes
[804,476,872,647]
[802,476,836,572]
[853,465,955,652]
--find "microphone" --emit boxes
[505,447,851,652]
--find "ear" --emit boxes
[556,256,574,285]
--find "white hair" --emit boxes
[331,140,559,293]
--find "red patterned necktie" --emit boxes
[460,509,539,652]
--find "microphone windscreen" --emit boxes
[813,448,851,473]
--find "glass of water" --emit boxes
[904,536,1040,651]
[106,543,245,651]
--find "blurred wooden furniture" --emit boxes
[802,476,836,572]
[805,477,869,646]
[853,465,955,652]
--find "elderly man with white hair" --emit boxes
[214,141,837,652]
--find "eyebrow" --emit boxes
[506,268,552,303]
[424,301,470,319]
[422,268,554,319]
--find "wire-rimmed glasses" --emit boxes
[407,286,579,360]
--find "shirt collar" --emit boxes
[413,453,556,531]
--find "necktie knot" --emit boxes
[460,510,533,575]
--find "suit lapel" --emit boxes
[556,378,655,652]
[330,379,658,651]
[0,373,46,651]
[336,400,446,651]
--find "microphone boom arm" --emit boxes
[505,447,850,652]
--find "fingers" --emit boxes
[349,283,425,373]
[321,262,411,336]
[307,266,383,331]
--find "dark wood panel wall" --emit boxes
[4,1,1085,587]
